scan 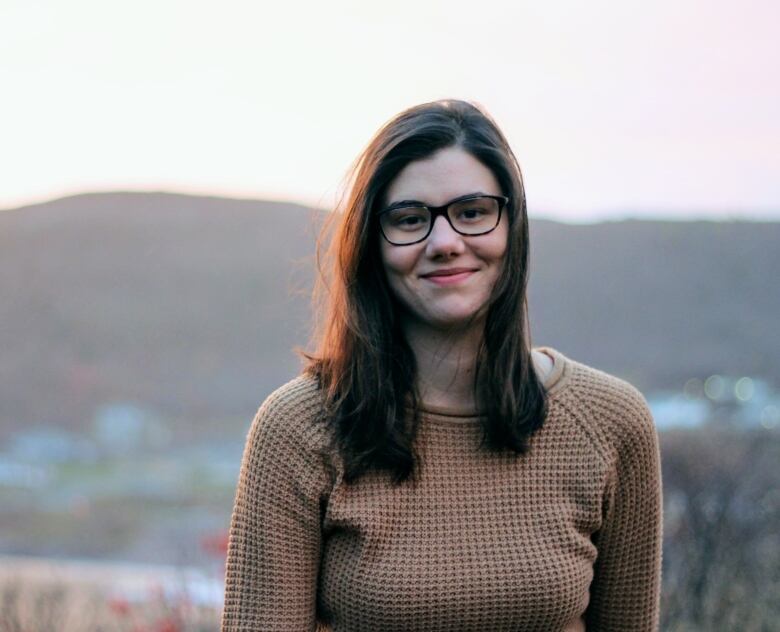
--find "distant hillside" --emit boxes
[527,218,779,390]
[1,192,777,438]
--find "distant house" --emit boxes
[9,426,98,463]
[647,393,710,429]
[0,459,50,488]
[648,375,780,430]
[92,403,171,455]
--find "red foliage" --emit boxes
[107,596,131,616]
[200,530,229,558]
[154,617,182,632]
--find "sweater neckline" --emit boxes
[417,346,570,424]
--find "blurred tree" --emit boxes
[660,427,779,631]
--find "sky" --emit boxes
[1,0,778,222]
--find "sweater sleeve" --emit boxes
[585,389,663,631]
[221,382,333,632]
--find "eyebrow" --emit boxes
[382,191,493,212]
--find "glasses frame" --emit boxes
[377,193,509,246]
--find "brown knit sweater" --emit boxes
[221,347,663,631]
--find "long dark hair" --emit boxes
[304,99,548,484]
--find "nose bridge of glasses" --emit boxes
[428,207,461,241]
[430,203,458,229]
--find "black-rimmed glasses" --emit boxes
[378,193,508,246]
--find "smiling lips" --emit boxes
[420,267,478,285]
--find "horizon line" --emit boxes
[1,187,778,226]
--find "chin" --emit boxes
[400,298,490,332]
[426,309,486,331]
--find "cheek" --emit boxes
[380,241,418,279]
[493,217,511,262]
[379,247,398,289]
[379,247,426,312]
[480,227,510,288]
[378,241,397,290]
[379,252,404,301]
[478,221,509,265]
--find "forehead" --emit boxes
[384,146,501,207]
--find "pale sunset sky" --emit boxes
[1,0,778,222]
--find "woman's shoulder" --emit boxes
[544,348,658,462]
[258,373,324,417]
[246,373,330,450]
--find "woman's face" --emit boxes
[379,145,509,331]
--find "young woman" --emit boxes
[221,99,663,631]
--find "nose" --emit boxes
[424,215,465,258]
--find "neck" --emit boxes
[402,318,484,411]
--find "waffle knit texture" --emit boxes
[221,346,663,631]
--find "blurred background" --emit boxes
[1,1,778,630]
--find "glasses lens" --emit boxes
[380,206,431,245]
[449,197,501,234]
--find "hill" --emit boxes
[1,191,777,437]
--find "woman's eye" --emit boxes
[389,210,429,230]
[459,208,485,221]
